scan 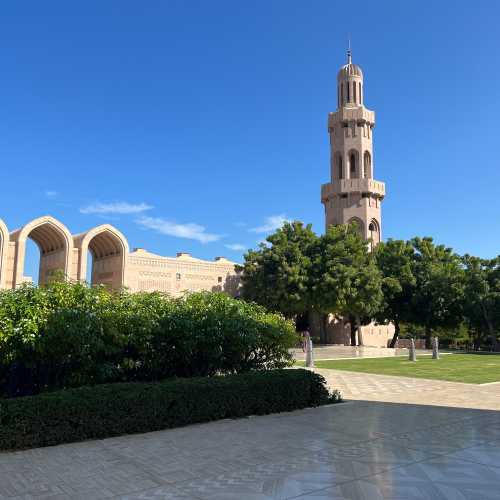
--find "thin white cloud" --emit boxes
[249,214,288,234]
[136,216,221,244]
[80,201,153,215]
[233,222,247,228]
[225,243,246,251]
[45,190,58,198]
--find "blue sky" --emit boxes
[1,1,499,280]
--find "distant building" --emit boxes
[318,49,393,347]
[0,216,239,295]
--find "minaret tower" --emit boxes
[321,48,385,246]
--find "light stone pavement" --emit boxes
[1,348,500,499]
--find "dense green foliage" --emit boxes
[241,222,383,342]
[462,255,500,350]
[240,222,317,317]
[311,225,383,344]
[240,221,500,350]
[0,369,339,450]
[0,282,297,397]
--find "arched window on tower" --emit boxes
[368,219,380,249]
[350,153,356,177]
[353,82,357,103]
[363,151,371,178]
[338,155,343,179]
[359,83,362,104]
[340,83,344,105]
[347,81,350,102]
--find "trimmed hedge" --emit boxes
[0,369,339,451]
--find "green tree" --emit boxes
[239,221,317,320]
[311,224,384,345]
[410,237,465,349]
[462,255,500,350]
[374,239,417,347]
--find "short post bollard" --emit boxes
[305,338,314,368]
[432,336,440,360]
[409,338,417,362]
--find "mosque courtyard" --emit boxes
[1,347,499,500]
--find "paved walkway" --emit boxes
[2,362,500,499]
[316,368,500,411]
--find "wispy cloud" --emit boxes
[136,216,222,244]
[80,201,153,215]
[249,214,288,234]
[45,190,58,198]
[224,243,246,251]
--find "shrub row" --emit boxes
[0,282,298,397]
[0,369,340,450]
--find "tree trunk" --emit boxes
[425,325,432,350]
[389,320,400,348]
[349,317,357,346]
[486,319,500,352]
[481,302,500,351]
[355,315,362,346]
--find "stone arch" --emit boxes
[363,151,372,178]
[368,218,381,247]
[74,224,129,289]
[10,216,73,286]
[348,149,360,179]
[0,218,9,288]
[347,217,364,237]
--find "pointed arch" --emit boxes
[0,218,9,288]
[347,217,364,237]
[10,216,73,286]
[368,218,381,247]
[363,151,372,178]
[74,224,129,289]
[348,149,360,179]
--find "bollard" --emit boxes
[409,338,417,362]
[432,336,440,360]
[305,338,314,368]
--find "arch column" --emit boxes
[10,216,74,287]
[73,224,129,289]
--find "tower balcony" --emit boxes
[328,107,375,127]
[321,178,385,202]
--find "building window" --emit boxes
[176,273,181,280]
[338,156,343,179]
[350,153,356,175]
[353,81,357,103]
[340,83,344,104]
[364,151,371,178]
[218,276,223,283]
[359,82,362,103]
[347,81,350,102]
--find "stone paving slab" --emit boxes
[1,368,500,499]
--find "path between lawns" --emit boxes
[313,367,500,411]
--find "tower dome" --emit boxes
[337,49,363,80]
[337,62,363,80]
[336,48,364,108]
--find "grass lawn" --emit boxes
[296,354,500,384]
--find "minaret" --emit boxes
[321,48,385,247]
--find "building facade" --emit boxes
[0,215,239,295]
[319,50,394,347]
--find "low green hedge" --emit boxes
[0,369,340,450]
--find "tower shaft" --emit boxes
[321,51,385,246]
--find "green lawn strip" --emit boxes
[295,354,500,384]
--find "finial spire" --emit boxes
[347,37,352,64]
